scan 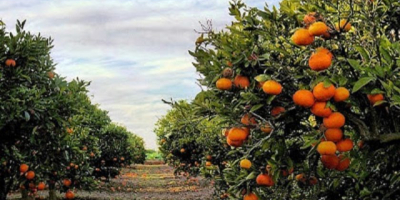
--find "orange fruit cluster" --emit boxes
[292,82,353,171]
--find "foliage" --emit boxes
[158,0,400,199]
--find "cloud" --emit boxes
[1,0,278,149]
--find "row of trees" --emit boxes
[157,0,400,199]
[0,20,146,200]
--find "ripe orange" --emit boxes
[317,141,337,155]
[293,90,315,108]
[67,128,73,134]
[367,94,384,105]
[336,155,351,171]
[334,87,350,102]
[63,179,72,187]
[292,28,314,46]
[281,167,294,177]
[180,148,186,153]
[227,137,243,147]
[303,12,317,25]
[335,20,351,32]
[65,190,75,199]
[295,173,306,182]
[240,159,252,169]
[309,52,332,71]
[311,102,332,117]
[216,78,232,90]
[316,47,333,59]
[271,106,285,117]
[25,171,35,180]
[20,164,29,173]
[241,114,257,126]
[313,82,336,101]
[323,112,345,128]
[234,75,250,89]
[263,80,282,95]
[228,127,248,141]
[243,192,258,200]
[324,129,343,142]
[321,155,339,169]
[309,22,328,36]
[47,71,55,79]
[206,155,212,161]
[336,138,353,152]
[5,59,16,67]
[260,123,273,134]
[256,173,274,187]
[205,161,212,166]
[37,182,46,190]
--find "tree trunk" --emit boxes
[48,189,57,200]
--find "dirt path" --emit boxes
[9,164,214,200]
[78,164,214,200]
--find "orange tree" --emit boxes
[94,123,145,180]
[175,0,400,199]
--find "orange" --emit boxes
[303,12,317,25]
[20,164,29,173]
[292,28,314,46]
[63,179,72,187]
[241,114,257,125]
[316,47,333,59]
[313,82,336,101]
[240,159,252,169]
[260,123,273,134]
[216,78,232,90]
[271,106,285,117]
[309,52,332,71]
[5,59,16,67]
[256,173,274,187]
[311,102,332,117]
[295,173,306,182]
[263,80,282,95]
[243,192,258,200]
[293,90,315,107]
[334,87,350,102]
[308,177,318,185]
[323,112,345,128]
[227,61,233,67]
[335,20,351,32]
[227,137,243,147]
[336,138,353,152]
[228,127,248,141]
[317,141,337,155]
[180,148,185,153]
[47,71,55,79]
[321,155,339,169]
[37,182,46,190]
[367,94,384,105]
[205,161,212,166]
[26,171,35,180]
[336,155,351,171]
[67,128,73,134]
[281,167,294,177]
[206,155,212,161]
[65,190,75,199]
[324,129,343,142]
[309,22,328,36]
[234,75,250,89]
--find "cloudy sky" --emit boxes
[1,0,279,149]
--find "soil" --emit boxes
[8,164,214,200]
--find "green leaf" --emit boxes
[254,74,270,82]
[250,104,263,112]
[355,46,370,62]
[24,111,30,121]
[352,77,375,93]
[348,59,361,71]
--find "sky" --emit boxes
[0,0,279,149]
